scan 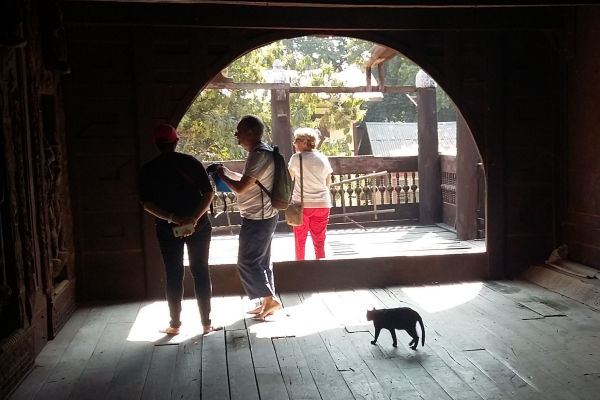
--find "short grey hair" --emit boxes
[239,115,265,139]
[293,127,320,149]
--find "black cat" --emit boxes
[366,307,425,349]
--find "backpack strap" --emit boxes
[254,145,275,199]
[253,144,275,219]
[298,153,303,205]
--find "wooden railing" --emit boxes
[440,155,486,239]
[206,155,420,230]
[440,155,457,227]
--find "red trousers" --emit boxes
[293,208,330,260]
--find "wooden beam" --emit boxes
[63,3,565,31]
[206,81,416,93]
[65,1,594,9]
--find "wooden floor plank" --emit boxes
[33,305,112,400]
[273,337,322,400]
[67,321,132,400]
[201,328,229,399]
[242,293,292,400]
[362,358,423,400]
[375,287,502,400]
[9,283,600,400]
[246,321,289,400]
[104,340,154,400]
[313,292,388,400]
[430,286,573,399]
[401,351,483,400]
[106,302,142,324]
[290,292,355,400]
[9,307,92,400]
[345,322,456,400]
[424,335,507,400]
[480,282,600,400]
[140,344,178,400]
[170,337,202,400]
[467,285,594,400]
[226,329,259,400]
[384,286,535,400]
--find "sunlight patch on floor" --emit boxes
[249,295,342,338]
[127,284,482,342]
[127,300,206,343]
[249,290,378,338]
[402,282,483,313]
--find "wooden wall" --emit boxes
[565,7,600,269]
[61,2,568,302]
[0,0,76,396]
[3,1,600,397]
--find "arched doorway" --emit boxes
[63,8,503,300]
[172,36,487,291]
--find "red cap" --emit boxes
[153,124,179,144]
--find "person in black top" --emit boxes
[139,124,220,336]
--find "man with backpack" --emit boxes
[215,115,282,319]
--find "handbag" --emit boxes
[285,154,304,226]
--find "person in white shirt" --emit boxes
[215,115,281,320]
[288,128,333,260]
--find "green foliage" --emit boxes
[362,55,455,122]
[320,134,354,156]
[179,36,457,160]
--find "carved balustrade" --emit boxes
[206,155,420,228]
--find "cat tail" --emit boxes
[417,315,425,346]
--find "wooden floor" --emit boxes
[209,224,486,265]
[10,280,600,400]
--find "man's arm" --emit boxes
[216,166,257,194]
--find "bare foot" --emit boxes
[203,325,223,335]
[159,326,180,335]
[246,304,263,315]
[256,299,281,320]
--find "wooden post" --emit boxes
[270,88,293,162]
[455,113,479,239]
[416,71,442,225]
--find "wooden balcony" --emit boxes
[208,154,484,238]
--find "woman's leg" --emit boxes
[156,223,185,330]
[293,211,310,260]
[308,208,330,259]
[186,222,212,327]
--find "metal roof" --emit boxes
[362,121,456,156]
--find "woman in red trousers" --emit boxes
[287,128,333,260]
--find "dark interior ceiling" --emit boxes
[63,0,596,7]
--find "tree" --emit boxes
[363,55,456,122]
[179,36,457,160]
[180,36,371,159]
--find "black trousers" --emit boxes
[156,218,212,328]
